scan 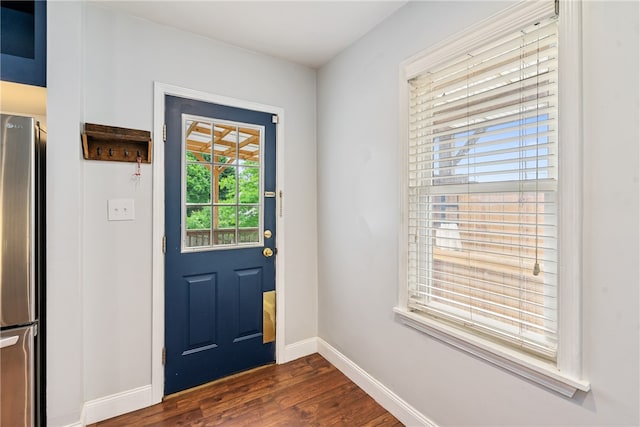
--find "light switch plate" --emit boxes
[108,198,135,221]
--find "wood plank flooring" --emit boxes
[89,353,403,427]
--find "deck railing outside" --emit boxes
[186,228,260,247]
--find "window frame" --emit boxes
[395,0,590,397]
[180,113,266,253]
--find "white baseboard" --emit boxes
[69,338,316,426]
[281,337,318,363]
[63,338,434,426]
[83,385,154,425]
[317,338,437,427]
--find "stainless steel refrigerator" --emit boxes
[0,114,45,427]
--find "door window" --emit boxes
[182,115,264,251]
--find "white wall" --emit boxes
[47,2,318,423]
[47,2,85,425]
[317,1,639,426]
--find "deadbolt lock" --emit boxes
[263,247,274,257]
[264,229,272,239]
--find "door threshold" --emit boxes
[162,362,277,401]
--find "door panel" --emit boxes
[234,268,263,342]
[165,95,276,395]
[185,274,217,351]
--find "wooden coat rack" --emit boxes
[82,123,152,163]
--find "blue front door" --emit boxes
[164,95,276,395]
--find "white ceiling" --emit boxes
[95,1,408,69]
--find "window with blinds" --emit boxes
[407,16,559,360]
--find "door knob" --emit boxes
[263,248,274,257]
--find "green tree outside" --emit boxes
[185,154,260,231]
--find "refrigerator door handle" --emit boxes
[0,336,19,348]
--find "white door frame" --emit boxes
[151,82,286,403]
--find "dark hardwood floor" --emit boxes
[89,353,403,426]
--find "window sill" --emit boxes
[393,307,590,397]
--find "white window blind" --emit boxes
[407,15,559,359]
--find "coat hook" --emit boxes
[124,149,129,157]
[97,147,102,156]
[109,148,114,156]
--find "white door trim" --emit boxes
[152,82,286,403]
